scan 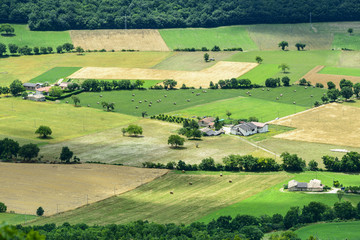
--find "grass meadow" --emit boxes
[319,66,360,76]
[199,171,360,223]
[295,221,360,240]
[239,64,280,84]
[29,172,289,225]
[29,67,82,84]
[332,33,360,50]
[0,52,173,86]
[0,24,71,54]
[0,213,37,225]
[159,26,258,51]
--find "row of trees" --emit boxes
[265,76,290,88]
[323,151,360,172]
[0,42,75,56]
[278,41,306,51]
[81,79,145,92]
[216,78,252,89]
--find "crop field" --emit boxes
[239,64,280,84]
[0,213,37,225]
[152,52,237,71]
[68,61,258,88]
[29,172,289,225]
[70,29,169,51]
[302,66,360,86]
[332,33,360,50]
[318,66,360,76]
[0,52,172,86]
[38,118,268,166]
[226,50,340,83]
[200,171,360,222]
[159,26,258,51]
[0,98,137,142]
[0,163,167,215]
[271,103,360,148]
[29,67,82,84]
[0,24,71,54]
[295,221,360,240]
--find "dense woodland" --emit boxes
[1,0,360,30]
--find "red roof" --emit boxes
[37,86,51,92]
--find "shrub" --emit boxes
[0,202,7,212]
[36,207,44,216]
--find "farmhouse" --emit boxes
[198,117,215,128]
[288,179,323,192]
[23,83,43,91]
[36,86,51,95]
[200,127,224,136]
[230,122,268,136]
[27,93,45,102]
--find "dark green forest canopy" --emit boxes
[1,0,360,30]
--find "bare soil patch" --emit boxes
[301,65,360,86]
[271,103,360,147]
[0,163,167,215]
[68,61,258,88]
[70,29,169,51]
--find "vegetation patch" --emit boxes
[0,213,37,225]
[295,221,360,239]
[332,33,360,50]
[318,66,360,77]
[239,64,280,84]
[29,67,82,84]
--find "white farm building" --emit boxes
[230,122,268,136]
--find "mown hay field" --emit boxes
[271,103,360,148]
[68,61,258,88]
[0,98,137,142]
[0,163,167,215]
[0,52,173,86]
[29,172,289,225]
[70,29,169,51]
[318,66,360,76]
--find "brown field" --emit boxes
[70,29,170,51]
[68,61,258,88]
[0,163,167,215]
[271,103,360,147]
[301,65,360,86]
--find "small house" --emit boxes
[288,179,323,192]
[200,127,224,136]
[27,93,45,102]
[23,83,43,91]
[36,86,51,95]
[198,117,215,128]
[230,122,257,136]
[251,122,268,133]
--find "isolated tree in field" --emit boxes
[71,95,80,106]
[348,28,353,35]
[281,76,290,86]
[226,110,232,119]
[75,46,84,55]
[0,24,14,35]
[327,81,336,89]
[35,126,52,138]
[49,86,63,97]
[63,43,74,52]
[341,86,353,100]
[278,41,288,50]
[278,63,290,73]
[337,190,344,202]
[168,135,185,148]
[36,207,44,216]
[8,44,18,54]
[295,43,306,51]
[0,138,20,160]
[102,101,115,112]
[204,53,209,62]
[0,202,6,213]
[327,89,341,102]
[126,124,143,136]
[353,83,360,97]
[10,79,25,96]
[18,143,40,162]
[163,79,177,89]
[255,56,263,64]
[141,111,147,118]
[0,43,6,56]
[60,146,73,163]
[56,45,63,53]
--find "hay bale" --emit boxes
[229,180,232,183]
[136,106,138,109]
[174,102,176,105]
[164,95,167,97]
[305,86,308,89]
[131,99,134,102]
[267,89,270,91]
[280,94,283,97]
[311,95,313,97]
[182,170,185,173]
[97,102,99,104]
[66,101,68,103]
[170,191,174,194]
[149,104,151,107]
[145,100,147,102]
[132,93,135,96]
[100,95,103,97]
[139,101,142,103]
[150,101,152,104]
[187,99,190,102]
[262,88,265,91]
[220,173,223,177]
[192,91,194,94]
[294,90,297,92]
[189,182,193,185]
[293,102,296,104]
[249,94,252,96]
[87,104,90,107]
[276,97,279,100]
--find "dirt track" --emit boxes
[0,163,167,215]
[68,61,258,88]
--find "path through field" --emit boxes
[68,61,258,88]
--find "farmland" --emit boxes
[319,66,360,76]
[0,213,37,225]
[302,66,360,86]
[29,171,289,225]
[295,221,360,240]
[332,33,360,50]
[0,162,167,215]
[29,67,81,84]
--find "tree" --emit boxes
[240,226,264,240]
[71,95,80,106]
[62,43,74,52]
[35,126,52,138]
[199,157,216,171]
[18,143,40,162]
[0,138,20,160]
[101,101,115,111]
[339,79,353,89]
[278,63,290,73]
[337,190,344,202]
[40,46,47,54]
[269,231,301,240]
[0,43,7,56]
[327,89,341,102]
[0,202,6,213]
[49,86,63,97]
[9,79,25,96]
[353,83,360,97]
[334,201,356,219]
[163,79,177,89]
[168,135,185,148]
[121,128,127,136]
[226,110,232,119]
[8,44,18,54]
[0,24,14,35]
[18,45,32,55]
[60,146,73,163]
[281,152,306,171]
[47,46,53,53]
[126,124,143,136]
[56,45,63,53]
[141,111,147,118]
[33,46,40,54]
[75,46,84,55]
[327,81,336,89]
[348,28,353,35]
[321,95,329,103]
[278,41,288,50]
[295,43,306,51]
[281,76,290,86]
[36,207,44,216]
[341,86,353,100]
[134,80,145,89]
[204,53,209,62]
[255,56,263,64]
[308,160,318,171]
[284,206,300,228]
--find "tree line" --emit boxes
[0,42,75,56]
[2,0,360,30]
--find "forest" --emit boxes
[1,0,360,30]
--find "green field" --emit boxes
[239,64,280,84]
[0,24,71,54]
[319,66,360,77]
[295,221,360,240]
[29,172,289,225]
[29,67,82,84]
[199,171,360,223]
[332,33,360,50]
[159,26,258,51]
[0,213,37,225]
